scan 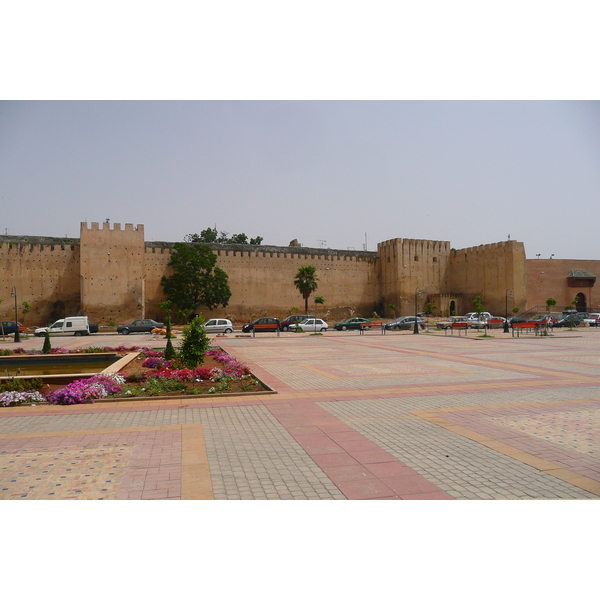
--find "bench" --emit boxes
[445,321,468,336]
[252,323,280,337]
[487,319,505,329]
[359,321,384,335]
[511,322,547,337]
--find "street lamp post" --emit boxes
[11,286,20,343]
[414,287,423,334]
[504,288,513,333]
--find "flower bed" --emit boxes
[0,346,268,406]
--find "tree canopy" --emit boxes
[294,266,319,313]
[184,228,263,246]
[161,243,232,314]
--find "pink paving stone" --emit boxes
[320,464,378,482]
[327,431,370,443]
[365,461,421,478]
[346,449,399,464]
[334,438,383,452]
[334,478,397,500]
[293,433,345,454]
[310,453,361,468]
[317,422,357,434]
[286,426,324,436]
[140,492,170,500]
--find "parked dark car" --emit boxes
[242,317,280,333]
[0,321,26,335]
[279,315,315,332]
[554,314,585,328]
[384,316,425,331]
[334,317,371,331]
[117,319,164,334]
[509,317,527,324]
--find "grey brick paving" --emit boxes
[321,394,598,499]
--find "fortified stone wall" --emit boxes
[7,223,590,327]
[80,222,146,322]
[208,245,379,322]
[0,236,81,325]
[378,238,451,316]
[143,242,380,323]
[444,240,527,316]
[526,259,600,311]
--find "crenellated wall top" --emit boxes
[453,239,524,255]
[0,234,80,249]
[82,222,143,232]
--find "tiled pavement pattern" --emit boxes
[1,328,600,499]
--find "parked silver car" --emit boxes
[289,318,328,332]
[204,318,234,333]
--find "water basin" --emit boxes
[0,353,124,380]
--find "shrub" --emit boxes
[42,330,51,354]
[164,338,177,361]
[179,315,210,368]
[0,378,43,393]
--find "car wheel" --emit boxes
[341,325,347,331]
[394,325,400,331]
[224,328,233,333]
[320,327,326,332]
[282,326,289,332]
[122,328,130,335]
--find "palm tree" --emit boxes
[294,266,319,313]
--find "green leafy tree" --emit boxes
[472,296,484,329]
[161,243,232,314]
[21,301,31,325]
[158,300,173,338]
[472,295,484,316]
[512,307,520,315]
[294,266,319,313]
[424,302,437,315]
[389,304,398,318]
[42,330,52,354]
[314,296,325,318]
[179,315,210,368]
[184,228,218,244]
[185,229,264,245]
[545,297,557,313]
[228,233,248,244]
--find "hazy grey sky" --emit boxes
[2,100,599,259]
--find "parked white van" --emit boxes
[34,316,98,337]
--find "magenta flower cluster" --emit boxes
[141,357,167,369]
[47,374,125,405]
[145,366,219,382]
[206,348,251,378]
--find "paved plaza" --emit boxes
[2,327,600,500]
